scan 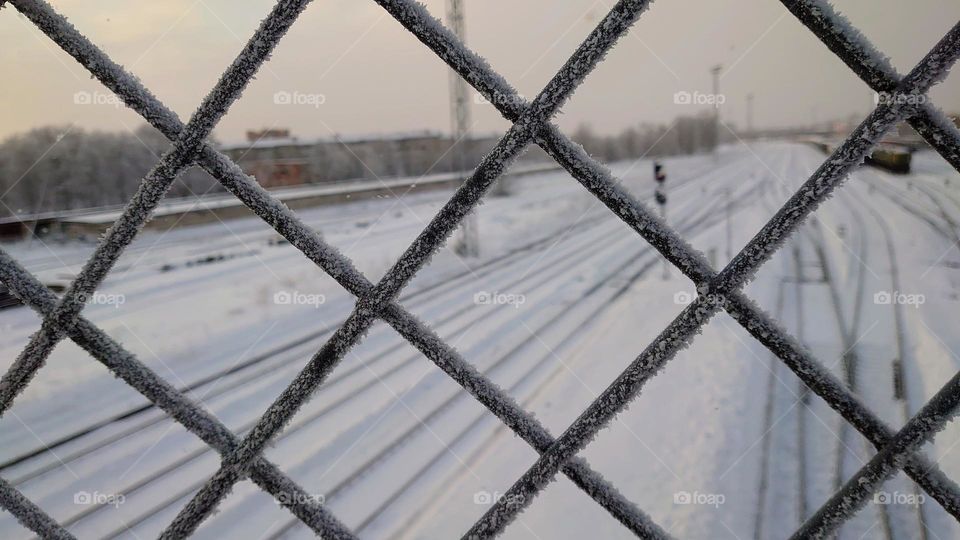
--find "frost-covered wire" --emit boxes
[374,0,960,533]
[158,1,655,537]
[793,371,960,539]
[465,22,960,538]
[0,477,74,540]
[3,0,960,536]
[0,0,358,536]
[366,7,953,494]
[0,0,313,418]
[0,249,356,539]
[723,294,960,517]
[6,0,665,535]
[781,0,960,172]
[713,17,960,296]
[382,303,671,538]
[8,0,372,295]
[362,0,655,309]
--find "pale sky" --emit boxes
[1,0,958,145]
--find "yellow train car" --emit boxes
[866,144,912,174]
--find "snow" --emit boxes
[145,1,668,532]
[4,143,960,539]
[784,0,960,173]
[0,0,312,421]
[464,81,948,534]
[4,0,960,535]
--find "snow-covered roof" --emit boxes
[217,130,451,152]
[57,163,558,224]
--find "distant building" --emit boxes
[246,128,292,141]
[218,129,543,189]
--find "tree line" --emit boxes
[0,112,723,218]
[0,125,218,218]
[570,112,723,162]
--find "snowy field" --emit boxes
[2,142,960,539]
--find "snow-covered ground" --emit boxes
[1,142,959,539]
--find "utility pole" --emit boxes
[711,64,722,158]
[448,0,479,257]
[724,187,733,262]
[746,92,754,137]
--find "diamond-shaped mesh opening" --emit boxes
[1,0,960,538]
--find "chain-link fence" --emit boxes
[1,0,959,538]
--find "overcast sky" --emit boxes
[1,0,958,144]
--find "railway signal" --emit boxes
[654,161,669,278]
[653,161,667,207]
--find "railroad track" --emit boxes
[807,195,896,540]
[854,184,932,540]
[1,157,736,477]
[752,149,847,537]
[90,181,742,538]
[2,154,745,473]
[787,146,938,539]
[1,200,623,478]
[1,156,759,538]
[277,177,769,540]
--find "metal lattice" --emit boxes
[1,0,959,538]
